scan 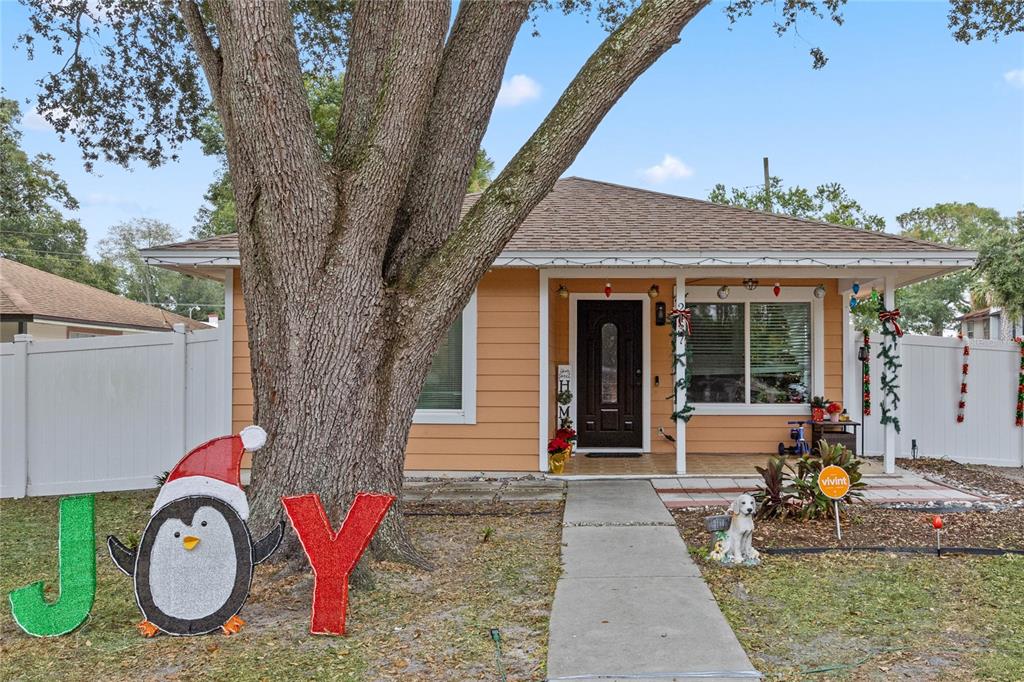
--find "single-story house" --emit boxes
[142,177,976,476]
[957,306,1023,341]
[0,257,206,342]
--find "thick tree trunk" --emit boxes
[178,0,711,568]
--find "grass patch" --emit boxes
[700,552,1024,680]
[0,491,562,680]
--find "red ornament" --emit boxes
[282,492,395,636]
[604,282,612,298]
[772,283,781,297]
[932,515,943,530]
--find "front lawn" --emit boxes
[676,507,1024,680]
[702,553,1024,681]
[0,491,562,681]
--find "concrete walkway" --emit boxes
[547,480,761,681]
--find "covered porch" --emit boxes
[534,262,962,477]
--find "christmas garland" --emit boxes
[861,329,871,417]
[877,305,902,433]
[1016,337,1023,427]
[669,307,694,423]
[956,333,969,423]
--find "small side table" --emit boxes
[810,420,862,458]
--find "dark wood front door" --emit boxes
[577,300,643,449]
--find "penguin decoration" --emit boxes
[108,426,284,637]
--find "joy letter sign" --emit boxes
[8,428,392,638]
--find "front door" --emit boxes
[577,300,643,449]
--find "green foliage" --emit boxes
[708,176,885,231]
[790,440,866,520]
[0,98,119,292]
[755,441,865,520]
[876,305,902,433]
[98,218,223,319]
[753,456,796,519]
[974,217,1024,319]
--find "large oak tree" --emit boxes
[18,0,1020,565]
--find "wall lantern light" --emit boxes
[716,285,730,300]
[742,278,758,291]
[648,284,660,299]
[557,284,569,299]
[813,284,826,299]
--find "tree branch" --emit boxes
[329,0,451,264]
[414,0,710,310]
[382,0,531,285]
[178,0,224,108]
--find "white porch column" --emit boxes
[675,272,686,475]
[883,274,900,473]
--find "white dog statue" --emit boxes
[720,493,761,565]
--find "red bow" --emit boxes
[878,309,904,337]
[670,307,692,335]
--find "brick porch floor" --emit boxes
[559,451,887,477]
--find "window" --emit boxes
[417,315,463,409]
[750,303,810,404]
[685,287,821,413]
[413,293,477,424]
[600,322,618,403]
[688,304,745,403]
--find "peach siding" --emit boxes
[232,270,846,469]
[231,268,541,472]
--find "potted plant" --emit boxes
[555,426,577,456]
[826,401,842,423]
[810,396,829,422]
[547,437,571,474]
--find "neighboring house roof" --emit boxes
[957,307,995,323]
[142,177,973,264]
[0,258,207,332]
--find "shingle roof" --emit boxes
[145,176,958,255]
[0,258,207,332]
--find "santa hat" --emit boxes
[152,425,267,520]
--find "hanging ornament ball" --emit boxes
[850,297,858,310]
[932,515,944,530]
[852,282,861,295]
[772,283,781,297]
[870,289,880,303]
[604,282,612,298]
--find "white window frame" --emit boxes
[686,286,824,416]
[412,291,478,424]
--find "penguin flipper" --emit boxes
[107,535,136,576]
[252,520,285,565]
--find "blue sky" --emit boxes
[2,1,1022,255]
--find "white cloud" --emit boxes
[21,106,78,133]
[22,107,55,132]
[641,154,695,183]
[1004,69,1024,88]
[496,74,541,107]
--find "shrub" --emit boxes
[755,440,866,521]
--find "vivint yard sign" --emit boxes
[8,427,392,639]
[818,465,851,540]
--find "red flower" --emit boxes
[547,437,570,454]
[826,402,842,415]
[555,427,577,441]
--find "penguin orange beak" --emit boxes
[182,535,200,551]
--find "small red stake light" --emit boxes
[932,515,943,530]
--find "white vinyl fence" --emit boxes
[1,325,229,498]
[849,332,1023,467]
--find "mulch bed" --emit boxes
[898,457,1024,502]
[674,505,1024,551]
